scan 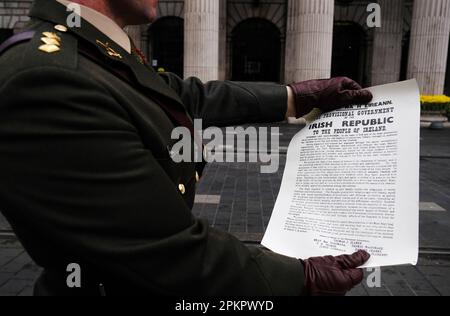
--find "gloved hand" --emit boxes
[289,77,373,118]
[301,250,370,296]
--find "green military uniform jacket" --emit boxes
[0,0,305,296]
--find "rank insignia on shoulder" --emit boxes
[39,31,61,53]
[42,32,61,41]
[39,44,60,53]
[40,37,60,46]
[54,25,68,33]
[96,39,123,59]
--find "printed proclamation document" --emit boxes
[262,80,421,268]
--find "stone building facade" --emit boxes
[1,0,449,95]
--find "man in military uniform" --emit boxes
[0,0,372,296]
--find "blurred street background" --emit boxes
[1,124,450,296]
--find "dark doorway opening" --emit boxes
[231,18,281,82]
[332,22,367,85]
[0,29,13,45]
[148,17,184,77]
[400,31,410,81]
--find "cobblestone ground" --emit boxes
[1,126,450,296]
[1,239,449,296]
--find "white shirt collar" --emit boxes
[55,0,131,53]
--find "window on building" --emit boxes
[0,29,13,45]
[332,22,367,86]
[231,18,281,83]
[148,17,184,77]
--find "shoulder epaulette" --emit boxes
[0,31,35,56]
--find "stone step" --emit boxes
[421,115,449,123]
[421,122,450,129]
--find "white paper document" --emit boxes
[262,80,421,268]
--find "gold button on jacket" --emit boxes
[178,184,186,195]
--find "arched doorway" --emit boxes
[332,22,367,85]
[0,29,13,45]
[231,18,281,82]
[148,17,184,77]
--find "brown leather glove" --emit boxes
[301,250,370,296]
[289,77,373,118]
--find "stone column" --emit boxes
[184,0,220,82]
[218,0,227,81]
[285,0,334,83]
[125,25,142,50]
[446,39,450,94]
[284,1,297,83]
[371,0,404,86]
[407,0,450,95]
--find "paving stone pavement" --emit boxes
[0,240,40,296]
[1,126,450,296]
[1,238,449,296]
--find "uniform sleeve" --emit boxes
[0,66,305,296]
[159,72,288,128]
